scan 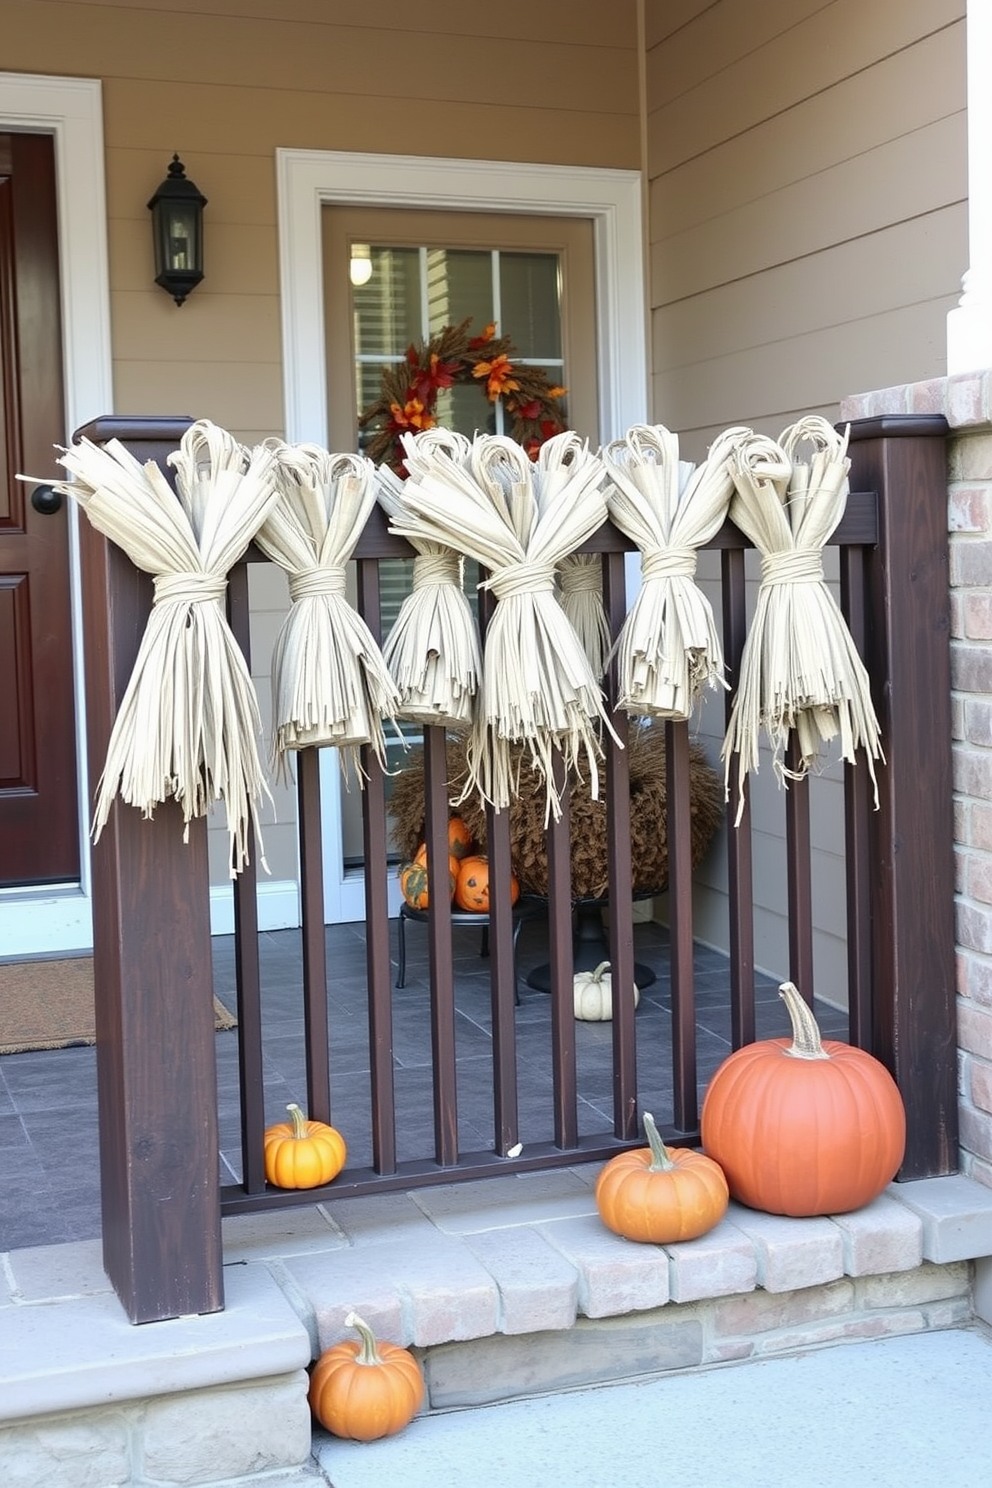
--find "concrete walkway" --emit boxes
[314,1326,992,1488]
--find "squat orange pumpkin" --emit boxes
[700,981,906,1217]
[263,1103,346,1189]
[309,1311,424,1441]
[454,855,519,912]
[595,1112,728,1243]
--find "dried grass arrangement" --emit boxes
[389,723,723,901]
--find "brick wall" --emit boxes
[842,373,992,1189]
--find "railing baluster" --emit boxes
[547,752,578,1149]
[721,546,756,1047]
[486,798,521,1154]
[424,726,459,1165]
[602,549,638,1140]
[227,559,267,1192]
[356,555,397,1174]
[840,541,874,1048]
[667,719,698,1133]
[785,738,815,1002]
[297,747,331,1124]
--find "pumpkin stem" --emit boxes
[345,1310,384,1366]
[779,982,831,1061]
[643,1111,676,1171]
[590,961,611,982]
[286,1102,310,1139]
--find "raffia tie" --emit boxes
[559,560,602,596]
[153,572,227,605]
[288,565,347,602]
[641,547,698,581]
[760,551,825,586]
[486,560,557,601]
[412,551,461,589]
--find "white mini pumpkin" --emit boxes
[573,960,640,1021]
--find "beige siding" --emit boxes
[644,0,967,993]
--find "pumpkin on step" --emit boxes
[263,1103,346,1190]
[700,981,906,1217]
[595,1112,728,1243]
[574,960,640,1021]
[309,1311,424,1441]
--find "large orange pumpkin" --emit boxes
[454,855,519,912]
[309,1311,424,1441]
[596,1112,728,1243]
[700,981,906,1217]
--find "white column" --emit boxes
[948,0,992,373]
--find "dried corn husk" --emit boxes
[253,441,401,782]
[389,429,615,819]
[602,424,745,719]
[51,420,281,874]
[557,553,610,677]
[721,417,882,823]
[376,438,482,729]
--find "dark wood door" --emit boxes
[0,132,78,886]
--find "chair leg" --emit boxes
[396,912,407,989]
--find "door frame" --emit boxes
[0,73,113,955]
[275,149,647,922]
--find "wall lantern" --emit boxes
[147,154,207,306]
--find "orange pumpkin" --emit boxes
[595,1112,728,1243]
[454,855,519,912]
[309,1311,424,1441]
[264,1103,346,1189]
[446,816,474,860]
[400,848,457,910]
[700,981,906,1217]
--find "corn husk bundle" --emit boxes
[389,724,723,900]
[52,420,281,874]
[602,424,746,719]
[376,434,482,729]
[254,441,401,782]
[389,429,615,819]
[721,417,882,823]
[556,553,611,677]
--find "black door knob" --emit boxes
[31,484,63,515]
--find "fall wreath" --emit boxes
[359,317,569,474]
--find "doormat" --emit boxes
[0,956,237,1054]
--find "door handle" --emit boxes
[30,484,63,515]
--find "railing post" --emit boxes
[847,414,958,1179]
[77,415,224,1322]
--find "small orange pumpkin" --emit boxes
[263,1103,346,1190]
[401,846,458,910]
[700,981,906,1217]
[446,816,474,860]
[309,1311,425,1441]
[595,1112,729,1243]
[454,854,519,912]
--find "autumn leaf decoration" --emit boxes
[359,318,568,474]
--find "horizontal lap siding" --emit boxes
[645,0,965,993]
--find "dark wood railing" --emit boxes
[76,414,956,1323]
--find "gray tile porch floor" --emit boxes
[0,915,850,1253]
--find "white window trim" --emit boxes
[275,149,647,447]
[0,72,113,955]
[275,148,647,923]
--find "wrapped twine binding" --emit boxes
[721,417,882,822]
[50,420,281,875]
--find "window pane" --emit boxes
[500,252,562,358]
[427,249,493,334]
[354,246,420,358]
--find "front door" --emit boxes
[0,132,78,887]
